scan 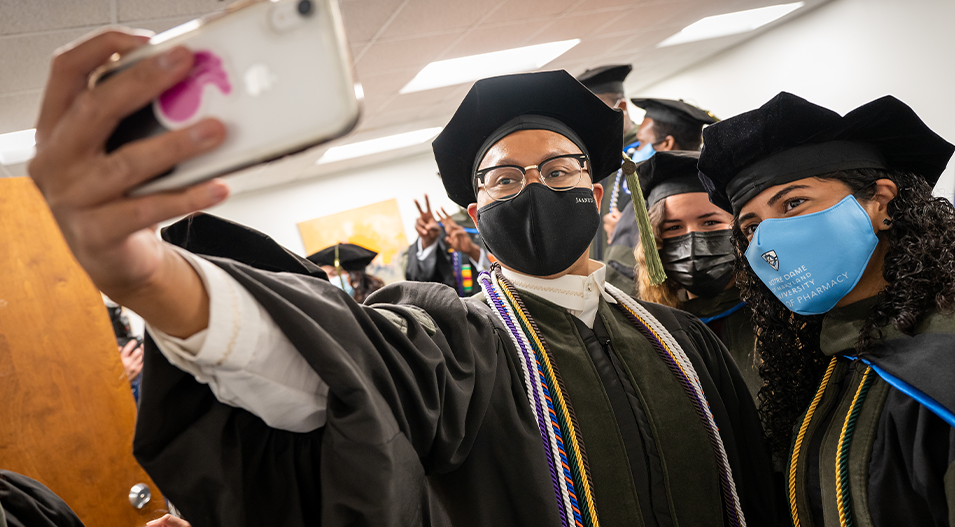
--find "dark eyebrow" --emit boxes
[767,184,811,207]
[737,212,757,225]
[491,151,579,168]
[696,212,720,220]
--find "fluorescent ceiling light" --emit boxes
[317,127,443,164]
[0,128,36,165]
[657,2,804,47]
[400,39,580,94]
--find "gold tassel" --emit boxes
[621,152,667,285]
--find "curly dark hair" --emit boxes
[732,168,955,457]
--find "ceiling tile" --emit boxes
[0,92,42,134]
[340,0,407,43]
[355,33,459,74]
[380,0,503,40]
[126,16,198,34]
[526,8,631,43]
[593,3,684,36]
[0,29,89,93]
[0,0,109,36]
[442,21,532,58]
[117,0,224,23]
[494,0,580,22]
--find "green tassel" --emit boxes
[621,153,667,285]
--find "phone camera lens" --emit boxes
[297,0,313,16]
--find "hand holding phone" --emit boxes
[92,0,361,195]
[30,31,227,338]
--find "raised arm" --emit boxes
[29,30,228,338]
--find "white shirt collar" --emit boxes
[500,261,617,328]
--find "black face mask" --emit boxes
[476,184,600,277]
[659,229,735,298]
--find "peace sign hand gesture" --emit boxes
[413,194,441,249]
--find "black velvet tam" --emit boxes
[307,243,378,271]
[698,92,955,214]
[433,70,624,207]
[636,150,706,207]
[630,98,717,127]
[576,64,632,95]
[161,212,327,279]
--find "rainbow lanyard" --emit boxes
[451,251,474,295]
[478,267,746,527]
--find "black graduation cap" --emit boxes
[576,64,632,95]
[307,243,378,271]
[161,213,327,279]
[697,92,955,214]
[630,98,718,127]
[433,70,624,208]
[637,150,706,207]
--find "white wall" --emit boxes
[633,0,955,198]
[205,151,458,257]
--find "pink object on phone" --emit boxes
[157,51,232,123]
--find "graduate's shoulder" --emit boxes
[364,281,500,335]
[635,298,712,336]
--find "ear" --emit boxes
[658,136,677,151]
[593,182,604,207]
[868,178,899,232]
[615,99,628,112]
[467,203,478,227]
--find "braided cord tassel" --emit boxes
[606,284,746,527]
[496,275,598,527]
[835,366,874,527]
[622,160,666,285]
[789,357,838,527]
[609,170,623,212]
[478,271,568,527]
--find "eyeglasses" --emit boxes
[474,153,590,202]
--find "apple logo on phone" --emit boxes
[153,50,232,129]
[244,64,278,97]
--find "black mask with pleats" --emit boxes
[659,229,735,297]
[476,184,600,277]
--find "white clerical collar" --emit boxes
[500,261,617,328]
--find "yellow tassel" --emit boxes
[621,153,667,285]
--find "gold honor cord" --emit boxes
[621,152,666,285]
[789,357,838,527]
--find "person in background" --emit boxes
[700,91,955,526]
[404,193,489,296]
[307,242,384,303]
[633,151,760,403]
[576,64,638,262]
[106,300,143,400]
[29,31,778,525]
[604,98,717,294]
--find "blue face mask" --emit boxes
[331,273,355,297]
[631,142,656,163]
[744,195,879,316]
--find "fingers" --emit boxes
[75,118,225,204]
[55,46,196,157]
[414,199,424,216]
[81,181,228,251]
[147,514,191,527]
[424,194,431,214]
[437,207,457,227]
[36,29,150,143]
[120,339,138,355]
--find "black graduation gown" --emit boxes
[791,297,955,526]
[0,471,84,527]
[682,287,760,404]
[136,219,778,527]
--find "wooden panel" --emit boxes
[0,177,166,525]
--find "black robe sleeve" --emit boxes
[133,259,512,527]
[0,471,84,527]
[635,301,784,527]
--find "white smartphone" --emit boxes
[91,0,362,195]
